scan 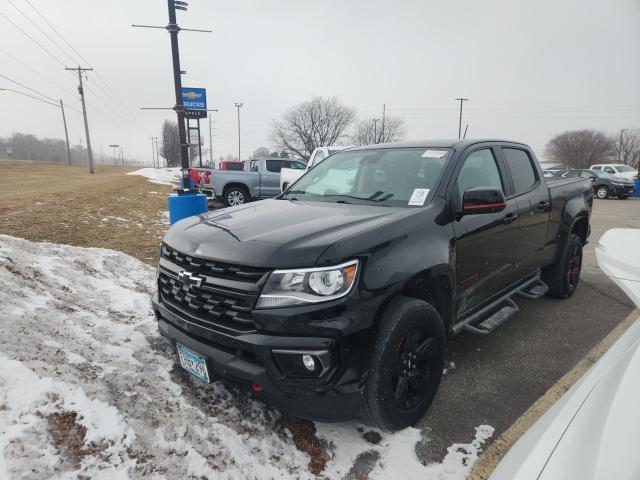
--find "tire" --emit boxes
[223,186,249,207]
[360,296,446,431]
[542,233,583,299]
[595,185,609,199]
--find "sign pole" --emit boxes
[197,117,203,168]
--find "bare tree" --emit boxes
[160,120,180,167]
[613,128,640,168]
[271,96,355,160]
[250,147,270,159]
[351,116,406,146]
[545,129,615,169]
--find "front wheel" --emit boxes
[360,296,446,431]
[542,233,583,299]
[595,186,609,199]
[223,186,249,207]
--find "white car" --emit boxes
[590,163,638,181]
[279,146,351,192]
[491,228,640,480]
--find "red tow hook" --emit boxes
[251,382,263,392]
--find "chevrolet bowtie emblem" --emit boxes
[177,271,204,289]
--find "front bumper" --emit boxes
[152,295,364,422]
[611,184,635,196]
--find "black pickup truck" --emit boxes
[153,139,593,431]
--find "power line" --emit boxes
[7,0,80,65]
[21,0,151,135]
[0,47,77,99]
[0,11,66,67]
[0,73,57,102]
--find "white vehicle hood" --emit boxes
[491,229,640,480]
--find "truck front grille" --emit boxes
[158,244,269,334]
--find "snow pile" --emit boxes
[127,167,180,186]
[0,234,493,479]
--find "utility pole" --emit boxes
[109,144,119,165]
[235,102,243,161]
[619,129,627,163]
[372,118,379,143]
[455,98,468,139]
[149,137,158,167]
[381,104,386,142]
[209,112,213,166]
[59,99,72,165]
[66,66,95,174]
[0,88,72,165]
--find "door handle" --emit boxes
[504,214,518,224]
[536,201,550,212]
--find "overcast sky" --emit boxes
[1,0,639,164]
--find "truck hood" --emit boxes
[163,199,409,268]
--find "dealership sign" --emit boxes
[181,87,207,118]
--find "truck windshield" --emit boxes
[282,147,451,207]
[615,165,635,172]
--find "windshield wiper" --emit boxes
[325,194,393,204]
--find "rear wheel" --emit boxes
[361,296,446,431]
[223,186,249,207]
[595,186,609,199]
[543,233,583,299]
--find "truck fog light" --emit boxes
[302,354,316,371]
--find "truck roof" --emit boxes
[351,139,529,151]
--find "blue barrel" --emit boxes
[635,180,640,198]
[167,193,208,225]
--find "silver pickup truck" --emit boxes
[207,157,306,206]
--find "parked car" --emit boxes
[542,169,564,178]
[562,169,635,199]
[590,163,638,181]
[491,228,640,480]
[280,146,351,192]
[206,157,306,206]
[153,139,593,431]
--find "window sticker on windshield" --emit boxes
[408,189,430,206]
[422,150,448,159]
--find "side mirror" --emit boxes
[461,187,507,216]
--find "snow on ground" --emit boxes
[127,168,181,186]
[0,235,493,479]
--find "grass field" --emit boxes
[0,160,172,264]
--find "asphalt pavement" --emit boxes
[418,196,639,461]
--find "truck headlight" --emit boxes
[256,260,358,308]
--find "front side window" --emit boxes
[456,149,504,199]
[285,160,306,169]
[503,148,537,195]
[266,160,283,173]
[282,147,451,207]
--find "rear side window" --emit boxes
[456,149,504,198]
[266,160,283,173]
[503,148,537,195]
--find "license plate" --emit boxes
[176,343,210,382]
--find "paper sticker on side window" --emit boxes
[422,150,448,159]
[408,188,430,206]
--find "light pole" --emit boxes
[234,102,243,161]
[455,98,468,139]
[619,129,627,162]
[1,88,72,165]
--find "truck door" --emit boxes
[500,147,550,281]
[262,160,283,197]
[451,146,519,315]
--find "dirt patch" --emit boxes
[277,415,330,476]
[362,430,382,445]
[47,410,92,469]
[0,160,172,265]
